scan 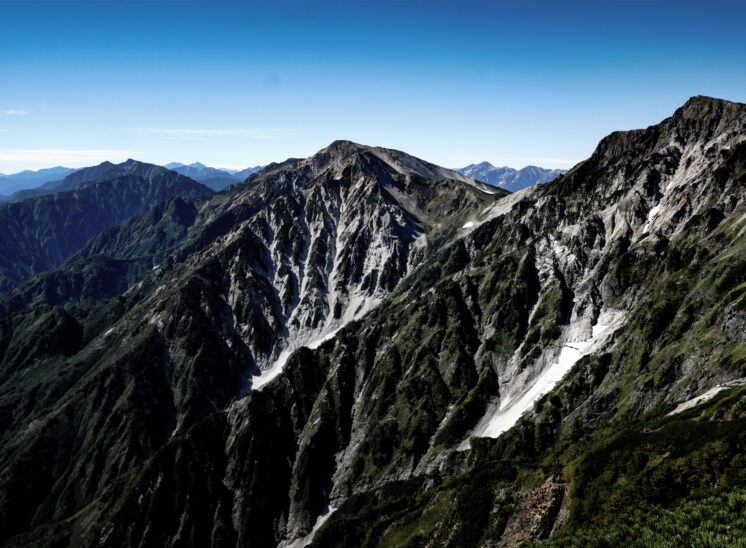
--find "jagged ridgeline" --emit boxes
[2,97,746,547]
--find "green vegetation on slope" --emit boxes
[539,489,746,547]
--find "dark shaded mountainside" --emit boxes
[0,196,203,316]
[0,160,213,294]
[2,97,746,547]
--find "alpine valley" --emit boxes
[1,96,746,548]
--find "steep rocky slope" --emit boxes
[0,141,500,543]
[3,97,746,547]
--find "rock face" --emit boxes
[2,97,746,547]
[496,476,567,547]
[456,162,566,191]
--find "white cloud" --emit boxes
[116,127,281,139]
[3,110,28,115]
[0,149,138,170]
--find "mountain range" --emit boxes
[0,166,77,198]
[0,159,213,294]
[0,162,265,203]
[1,96,745,547]
[165,162,265,190]
[456,162,566,191]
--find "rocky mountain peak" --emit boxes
[321,139,368,156]
[197,141,503,388]
[664,95,746,149]
[587,96,745,174]
[469,161,495,171]
[246,140,493,201]
[672,95,740,120]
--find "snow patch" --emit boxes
[249,324,355,393]
[667,378,746,416]
[462,221,474,228]
[284,506,337,548]
[642,203,662,233]
[472,309,624,440]
[247,351,289,391]
[734,211,746,239]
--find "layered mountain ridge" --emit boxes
[177,164,235,190]
[0,160,213,293]
[456,162,566,191]
[164,162,265,191]
[2,97,746,547]
[0,166,77,198]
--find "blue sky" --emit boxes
[0,0,745,173]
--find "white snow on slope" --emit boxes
[462,221,474,228]
[248,356,286,392]
[666,378,746,416]
[284,506,337,548]
[642,203,662,233]
[249,327,345,392]
[472,309,624,440]
[734,211,746,239]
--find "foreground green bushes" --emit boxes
[539,488,746,547]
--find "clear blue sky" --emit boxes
[1,0,744,174]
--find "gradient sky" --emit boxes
[1,0,745,174]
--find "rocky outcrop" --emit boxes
[496,476,567,547]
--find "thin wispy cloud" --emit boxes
[116,127,281,140]
[3,110,28,115]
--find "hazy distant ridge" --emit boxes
[456,161,566,192]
